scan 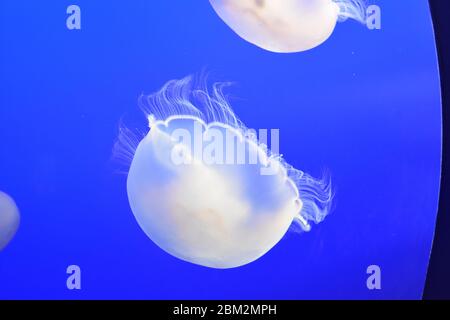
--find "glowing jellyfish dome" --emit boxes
[0,191,20,251]
[209,0,368,53]
[115,76,332,269]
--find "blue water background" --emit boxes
[0,0,441,299]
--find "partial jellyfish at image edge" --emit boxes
[209,0,371,53]
[0,191,20,251]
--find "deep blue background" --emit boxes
[0,1,441,299]
[425,0,450,299]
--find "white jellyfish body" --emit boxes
[115,76,332,269]
[0,192,20,251]
[209,0,368,53]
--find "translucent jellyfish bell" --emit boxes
[0,191,20,251]
[209,0,368,53]
[114,76,332,269]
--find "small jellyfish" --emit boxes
[114,76,332,269]
[209,0,368,53]
[0,191,20,251]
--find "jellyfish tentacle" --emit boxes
[112,119,145,174]
[288,167,334,232]
[333,0,368,24]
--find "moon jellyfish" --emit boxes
[114,76,332,269]
[0,191,20,251]
[209,0,368,53]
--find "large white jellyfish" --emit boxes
[114,76,332,269]
[209,0,368,53]
[0,191,20,251]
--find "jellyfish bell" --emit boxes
[209,0,367,53]
[0,192,20,251]
[114,76,332,269]
[210,0,339,53]
[128,118,301,268]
